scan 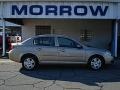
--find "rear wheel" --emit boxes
[22,56,39,70]
[88,56,104,70]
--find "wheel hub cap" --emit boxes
[24,58,35,69]
[91,58,102,69]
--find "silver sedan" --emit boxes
[9,35,113,70]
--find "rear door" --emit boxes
[33,36,58,61]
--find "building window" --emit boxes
[80,29,93,41]
[35,26,51,35]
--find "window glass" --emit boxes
[58,37,77,48]
[33,37,55,46]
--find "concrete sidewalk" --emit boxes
[0,58,120,90]
[0,57,13,63]
[0,59,120,90]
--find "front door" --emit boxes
[57,37,85,62]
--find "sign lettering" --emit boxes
[11,5,109,16]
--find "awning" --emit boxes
[0,20,21,27]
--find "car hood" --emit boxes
[84,46,109,53]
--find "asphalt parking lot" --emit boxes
[0,58,120,90]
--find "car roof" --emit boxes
[32,34,81,44]
[22,34,71,44]
[22,34,84,47]
[32,34,68,38]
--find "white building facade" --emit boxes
[0,0,120,57]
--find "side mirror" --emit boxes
[77,45,83,49]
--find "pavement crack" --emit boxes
[0,79,5,86]
[5,73,21,81]
[63,88,85,90]
[4,73,22,86]
[33,81,44,88]
[53,80,56,84]
[5,83,34,87]
[98,84,103,90]
[43,80,55,89]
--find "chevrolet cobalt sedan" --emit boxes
[9,35,113,70]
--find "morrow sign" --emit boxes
[0,2,117,19]
[11,5,109,16]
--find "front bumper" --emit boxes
[104,55,114,64]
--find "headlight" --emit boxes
[105,51,112,56]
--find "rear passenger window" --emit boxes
[33,37,55,46]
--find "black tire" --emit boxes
[21,55,39,70]
[88,56,105,70]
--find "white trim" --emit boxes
[0,20,21,27]
[114,20,118,57]
[1,19,6,57]
[0,0,120,3]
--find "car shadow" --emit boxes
[19,60,120,86]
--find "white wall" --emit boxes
[22,20,35,41]
[22,19,112,49]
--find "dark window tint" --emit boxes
[58,37,77,48]
[33,37,55,46]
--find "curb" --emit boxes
[0,58,14,63]
[0,60,14,63]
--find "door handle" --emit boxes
[59,49,65,52]
[37,48,42,51]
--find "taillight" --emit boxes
[9,43,13,50]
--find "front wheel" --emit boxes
[22,56,39,70]
[88,56,104,70]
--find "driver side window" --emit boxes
[58,37,77,48]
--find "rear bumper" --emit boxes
[8,50,20,63]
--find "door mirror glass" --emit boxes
[77,45,83,49]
